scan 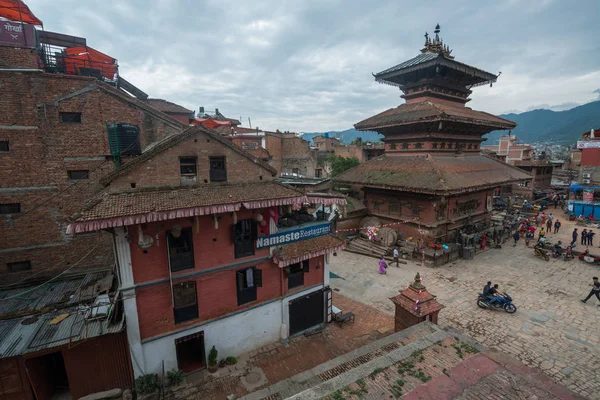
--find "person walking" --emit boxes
[536,213,542,227]
[546,218,552,233]
[554,196,559,209]
[513,231,520,247]
[588,230,595,246]
[554,219,561,234]
[571,228,578,247]
[393,247,400,268]
[525,230,534,247]
[581,229,588,246]
[538,227,546,241]
[378,257,388,274]
[580,277,600,306]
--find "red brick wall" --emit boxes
[581,148,600,166]
[0,71,182,284]
[109,131,274,191]
[129,211,270,284]
[0,46,40,69]
[135,257,281,340]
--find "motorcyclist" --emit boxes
[487,284,503,307]
[482,281,492,297]
[553,241,563,255]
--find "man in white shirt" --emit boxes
[393,247,400,267]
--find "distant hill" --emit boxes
[304,100,600,146]
[301,128,382,145]
[489,100,600,145]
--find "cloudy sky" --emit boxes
[28,0,600,132]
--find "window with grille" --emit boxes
[0,141,8,152]
[59,112,82,123]
[315,169,322,178]
[7,261,31,273]
[0,203,20,215]
[68,170,89,180]
[236,267,262,305]
[209,156,227,182]
[167,227,195,272]
[287,260,309,289]
[173,281,199,323]
[402,143,409,149]
[180,157,197,176]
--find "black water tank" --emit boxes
[109,123,141,156]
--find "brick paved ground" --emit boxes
[329,220,600,399]
[168,293,394,400]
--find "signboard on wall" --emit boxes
[242,141,259,150]
[0,22,36,48]
[583,189,594,203]
[577,141,600,149]
[256,222,331,249]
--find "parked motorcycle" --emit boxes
[534,243,550,261]
[551,243,563,258]
[563,246,575,261]
[477,292,517,313]
[578,249,600,264]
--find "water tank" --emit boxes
[108,123,141,156]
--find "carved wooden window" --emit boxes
[415,143,423,149]
[372,200,383,212]
[390,143,397,150]
[440,142,446,149]
[402,143,409,149]
[388,199,400,214]
[454,199,480,216]
[432,142,438,149]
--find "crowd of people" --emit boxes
[512,211,562,246]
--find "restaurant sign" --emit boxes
[256,222,331,249]
[577,141,600,149]
[0,22,36,48]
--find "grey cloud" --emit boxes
[27,0,600,132]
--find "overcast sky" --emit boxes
[28,0,600,132]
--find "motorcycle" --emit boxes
[534,243,549,261]
[578,249,600,264]
[477,292,517,313]
[563,246,575,261]
[552,242,564,258]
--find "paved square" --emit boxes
[329,240,600,399]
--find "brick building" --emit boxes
[0,29,187,286]
[482,135,534,164]
[67,124,345,377]
[334,142,385,163]
[334,26,530,241]
[146,99,195,124]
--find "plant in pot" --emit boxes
[219,359,227,368]
[208,345,219,373]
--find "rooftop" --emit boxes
[0,271,124,357]
[67,182,308,233]
[334,154,532,195]
[146,98,194,114]
[355,101,516,131]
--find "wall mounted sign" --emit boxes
[0,22,36,48]
[256,222,331,249]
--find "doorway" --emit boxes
[175,332,205,372]
[289,289,325,336]
[25,352,70,400]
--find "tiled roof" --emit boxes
[276,235,346,267]
[99,124,277,186]
[334,154,532,195]
[375,53,439,76]
[374,52,497,85]
[73,182,304,223]
[355,101,516,131]
[147,98,194,114]
[390,286,444,317]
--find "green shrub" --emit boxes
[208,345,218,366]
[225,356,237,365]
[167,369,184,387]
[135,373,158,395]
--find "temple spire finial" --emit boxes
[420,24,453,59]
[434,23,440,42]
[424,32,429,45]
[410,272,425,290]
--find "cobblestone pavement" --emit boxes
[329,238,600,399]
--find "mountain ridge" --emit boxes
[301,100,600,145]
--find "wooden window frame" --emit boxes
[67,170,89,180]
[167,227,195,272]
[59,112,82,123]
[236,267,262,306]
[0,203,21,215]
[173,281,199,324]
[8,261,31,273]
[0,141,8,152]
[287,260,309,289]
[180,157,198,176]
[233,219,256,259]
[209,156,227,182]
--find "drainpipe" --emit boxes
[279,266,289,343]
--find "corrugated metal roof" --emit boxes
[0,271,122,358]
[0,307,124,358]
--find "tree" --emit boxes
[350,137,363,145]
[328,155,360,177]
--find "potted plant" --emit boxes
[219,359,227,368]
[225,356,237,366]
[208,345,218,373]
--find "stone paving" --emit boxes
[329,232,600,399]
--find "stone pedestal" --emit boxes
[389,273,444,332]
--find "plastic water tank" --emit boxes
[109,123,141,156]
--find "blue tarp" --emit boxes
[568,184,600,192]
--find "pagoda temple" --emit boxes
[335,25,531,241]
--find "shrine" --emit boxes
[335,25,531,242]
[390,273,444,332]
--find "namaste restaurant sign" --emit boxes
[256,222,331,249]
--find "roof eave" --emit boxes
[355,116,516,132]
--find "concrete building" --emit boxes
[67,124,345,377]
[334,25,530,241]
[481,135,534,165]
